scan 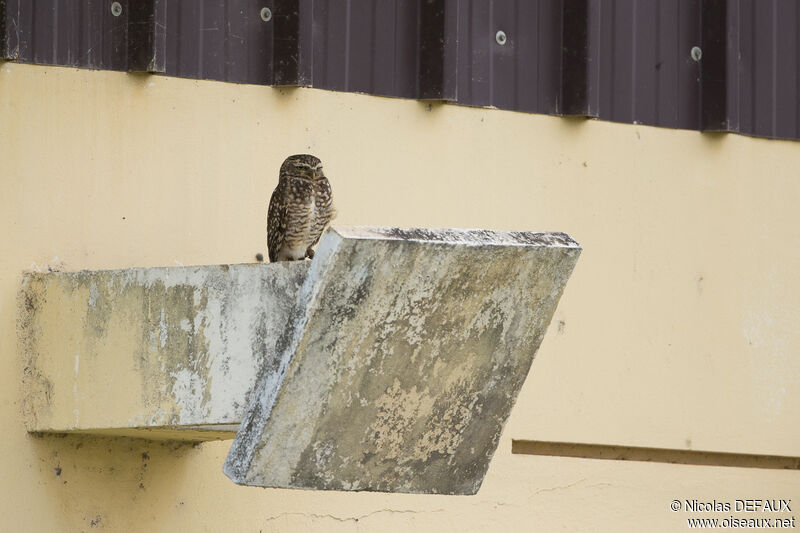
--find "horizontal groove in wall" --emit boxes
[512,440,800,470]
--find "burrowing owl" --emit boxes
[267,154,335,262]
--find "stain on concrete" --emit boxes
[18,277,55,427]
[225,226,581,494]
[19,262,309,437]
[20,225,579,495]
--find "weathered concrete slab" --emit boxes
[19,225,581,492]
[224,227,581,494]
[19,262,310,440]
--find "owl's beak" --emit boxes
[313,167,323,179]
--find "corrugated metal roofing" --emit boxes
[590,0,703,129]
[163,0,272,84]
[725,0,800,139]
[2,0,130,70]
[2,0,799,141]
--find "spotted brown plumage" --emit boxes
[267,154,336,262]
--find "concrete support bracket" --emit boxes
[224,226,581,494]
[19,226,580,494]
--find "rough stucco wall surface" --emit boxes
[225,227,580,494]
[0,63,798,531]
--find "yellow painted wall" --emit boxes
[1,62,798,531]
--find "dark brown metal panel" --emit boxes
[488,0,518,110]
[90,0,128,71]
[676,0,703,129]
[369,1,401,96]
[772,0,798,140]
[152,0,167,71]
[591,0,702,130]
[199,0,227,81]
[162,0,272,84]
[52,0,80,66]
[534,0,563,114]
[0,0,11,59]
[308,0,448,99]
[3,0,129,71]
[0,0,5,58]
[727,0,800,140]
[296,0,313,85]
[313,0,347,91]
[458,0,491,106]
[392,0,421,98]
[346,1,379,94]
[701,0,727,130]
[223,0,248,81]
[753,0,777,138]
[373,0,416,96]
[722,0,739,133]
[3,0,22,60]
[3,0,168,73]
[233,0,277,85]
[728,0,750,133]
[248,2,275,84]
[471,0,565,115]
[346,1,375,94]
[419,0,448,99]
[584,0,601,115]
[715,0,800,138]
[270,0,309,85]
[654,1,683,128]
[562,0,590,115]
[128,0,167,73]
[168,1,202,78]
[598,0,636,125]
[632,0,659,125]
[594,0,619,123]
[455,0,564,113]
[510,1,542,113]
[441,0,459,100]
[729,0,759,136]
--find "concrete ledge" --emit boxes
[19,226,580,493]
[224,226,581,494]
[19,261,309,440]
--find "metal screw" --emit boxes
[690,46,702,61]
[111,1,122,16]
[260,7,272,22]
[495,30,507,46]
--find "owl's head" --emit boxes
[281,154,325,180]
